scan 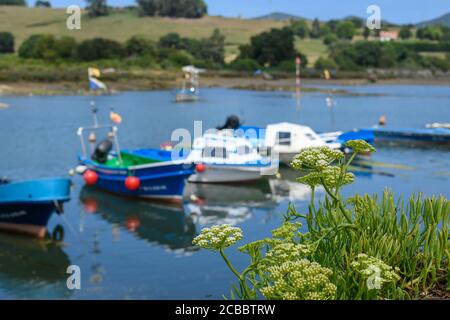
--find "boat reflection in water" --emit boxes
[79,187,198,252]
[184,181,278,226]
[269,167,324,203]
[0,231,71,299]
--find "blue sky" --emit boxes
[46,0,448,24]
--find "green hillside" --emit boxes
[0,6,288,59]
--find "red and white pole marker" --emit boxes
[295,56,301,98]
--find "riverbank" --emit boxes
[1,75,450,97]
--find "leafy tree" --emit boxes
[310,18,321,38]
[76,38,124,61]
[398,26,412,40]
[0,32,14,53]
[346,17,363,29]
[363,27,371,40]
[290,20,309,39]
[323,33,338,45]
[318,25,331,38]
[158,29,225,64]
[198,28,225,64]
[336,21,355,40]
[55,36,77,59]
[325,19,339,33]
[416,26,443,41]
[19,34,58,60]
[314,57,337,70]
[137,0,207,18]
[125,36,155,56]
[240,27,298,66]
[86,0,109,17]
[158,33,182,49]
[35,0,51,7]
[0,0,26,5]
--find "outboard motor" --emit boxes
[91,139,113,164]
[217,115,242,130]
[0,177,10,185]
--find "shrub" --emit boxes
[228,58,261,72]
[18,34,58,60]
[137,0,207,18]
[290,20,309,39]
[399,26,412,39]
[314,57,337,70]
[167,50,194,67]
[0,32,14,53]
[35,0,51,7]
[336,21,356,40]
[76,38,124,61]
[55,36,77,59]
[323,33,338,45]
[86,0,109,17]
[125,35,155,56]
[0,0,26,5]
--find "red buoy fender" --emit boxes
[125,176,140,190]
[83,170,98,186]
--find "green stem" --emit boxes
[321,178,353,224]
[220,249,252,299]
[220,249,241,279]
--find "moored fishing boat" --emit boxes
[185,133,279,183]
[76,125,195,203]
[0,178,71,238]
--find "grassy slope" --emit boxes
[0,7,291,59]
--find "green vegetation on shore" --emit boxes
[193,142,449,300]
[0,6,449,91]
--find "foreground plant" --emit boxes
[193,141,449,300]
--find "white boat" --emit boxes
[186,132,279,183]
[264,122,342,165]
[175,66,204,102]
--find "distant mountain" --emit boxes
[417,13,450,28]
[252,12,306,21]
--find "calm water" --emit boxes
[0,85,449,299]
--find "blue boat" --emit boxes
[0,178,71,238]
[77,125,195,203]
[338,127,450,145]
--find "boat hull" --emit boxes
[0,178,71,238]
[81,159,195,203]
[188,164,265,183]
[175,93,199,103]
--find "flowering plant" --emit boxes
[193,140,449,300]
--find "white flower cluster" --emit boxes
[260,259,337,300]
[345,140,376,153]
[291,147,344,171]
[192,224,243,251]
[271,222,302,241]
[264,242,311,264]
[297,166,355,189]
[350,253,401,288]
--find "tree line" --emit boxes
[0,30,225,69]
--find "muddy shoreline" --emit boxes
[1,76,449,97]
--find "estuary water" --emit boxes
[0,85,449,299]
